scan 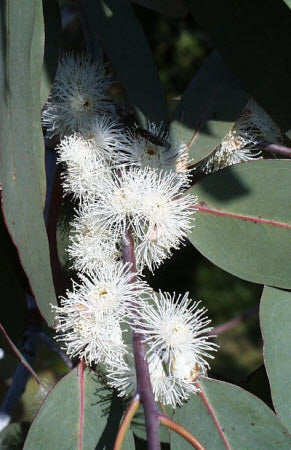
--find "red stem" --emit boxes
[113,394,140,450]
[196,204,291,229]
[78,359,85,450]
[0,321,43,387]
[159,413,205,450]
[196,381,230,449]
[122,231,161,450]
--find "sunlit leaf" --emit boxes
[188,160,291,289]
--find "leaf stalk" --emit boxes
[113,394,140,450]
[158,413,205,450]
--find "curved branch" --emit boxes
[114,394,140,450]
[158,413,205,450]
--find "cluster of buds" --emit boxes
[45,53,217,407]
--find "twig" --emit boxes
[0,323,42,431]
[122,230,161,450]
[0,322,43,386]
[208,304,259,336]
[114,394,140,450]
[159,413,205,450]
[260,141,291,158]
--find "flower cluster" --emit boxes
[46,53,216,407]
[202,98,282,174]
[107,292,217,406]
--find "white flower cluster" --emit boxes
[46,54,216,407]
[107,292,217,406]
[202,98,282,174]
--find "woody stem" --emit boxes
[122,230,161,450]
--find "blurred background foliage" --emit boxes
[0,0,266,429]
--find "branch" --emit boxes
[260,141,291,158]
[159,413,205,450]
[208,304,259,336]
[113,394,140,450]
[122,230,161,450]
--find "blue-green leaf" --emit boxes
[24,364,135,449]
[188,160,291,289]
[172,377,291,449]
[0,0,57,325]
[260,286,291,433]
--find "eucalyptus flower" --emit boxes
[118,122,189,176]
[68,210,121,272]
[80,115,131,166]
[84,167,196,270]
[42,53,113,137]
[132,291,217,370]
[57,133,110,200]
[52,263,148,365]
[202,99,282,174]
[240,98,282,143]
[107,351,200,408]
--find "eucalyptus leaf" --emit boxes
[30,0,46,201]
[0,0,57,325]
[24,365,135,449]
[260,286,291,433]
[172,377,291,449]
[188,160,291,289]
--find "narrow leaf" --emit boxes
[260,286,291,433]
[0,0,57,325]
